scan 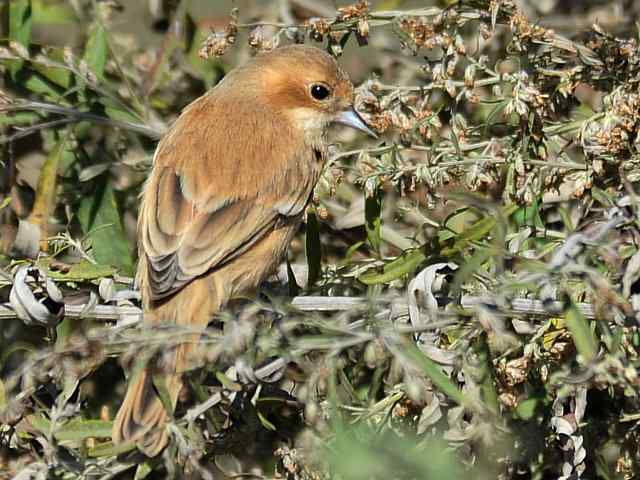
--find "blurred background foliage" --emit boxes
[3,0,640,478]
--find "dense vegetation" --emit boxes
[2,0,640,478]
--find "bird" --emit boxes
[111,44,376,456]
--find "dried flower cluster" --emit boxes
[583,89,640,160]
[508,9,555,50]
[198,8,239,59]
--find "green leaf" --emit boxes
[43,259,116,281]
[9,0,32,78]
[32,0,76,24]
[22,71,65,100]
[513,196,544,230]
[450,247,494,295]
[78,180,134,274]
[33,48,72,88]
[0,111,40,128]
[102,99,144,124]
[557,206,574,232]
[88,440,135,457]
[483,99,509,136]
[151,372,174,418]
[29,415,112,441]
[543,119,587,136]
[441,205,519,256]
[448,215,495,250]
[305,209,322,287]
[564,298,597,362]
[474,337,499,415]
[215,371,242,392]
[0,197,11,211]
[83,22,108,80]
[515,397,539,420]
[134,462,154,480]
[342,240,364,265]
[402,342,466,406]
[591,186,614,207]
[27,137,68,251]
[365,185,383,254]
[358,248,426,285]
[256,410,277,431]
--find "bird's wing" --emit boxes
[138,94,317,301]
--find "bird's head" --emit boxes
[248,45,377,141]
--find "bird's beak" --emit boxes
[335,107,378,138]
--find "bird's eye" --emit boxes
[310,84,331,101]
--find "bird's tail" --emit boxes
[112,278,222,457]
[111,361,180,456]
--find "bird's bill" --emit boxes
[335,108,378,138]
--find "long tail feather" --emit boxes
[112,277,223,456]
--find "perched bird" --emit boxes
[111,44,376,456]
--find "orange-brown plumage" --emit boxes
[112,45,374,456]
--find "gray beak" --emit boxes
[335,107,378,138]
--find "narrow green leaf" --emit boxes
[305,209,322,287]
[475,337,499,415]
[87,440,135,457]
[543,119,586,136]
[0,111,40,127]
[358,248,426,285]
[29,415,112,441]
[564,298,597,362]
[42,259,116,281]
[32,0,76,24]
[483,99,509,136]
[33,48,72,88]
[103,100,144,124]
[256,410,277,431]
[83,22,108,80]
[22,71,65,100]
[151,372,174,418]
[591,186,614,207]
[557,206,574,232]
[9,0,32,77]
[27,137,67,251]
[513,196,544,230]
[515,397,539,420]
[402,342,466,406]
[342,240,364,264]
[78,180,134,274]
[134,462,154,479]
[215,371,242,392]
[441,204,519,256]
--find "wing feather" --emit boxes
[137,88,321,301]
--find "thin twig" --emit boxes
[1,101,162,139]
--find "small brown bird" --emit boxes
[112,45,375,456]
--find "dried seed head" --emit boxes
[336,0,369,22]
[307,17,330,42]
[199,32,230,59]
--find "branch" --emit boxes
[0,295,597,323]
[1,101,163,139]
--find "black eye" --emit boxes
[310,84,331,101]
